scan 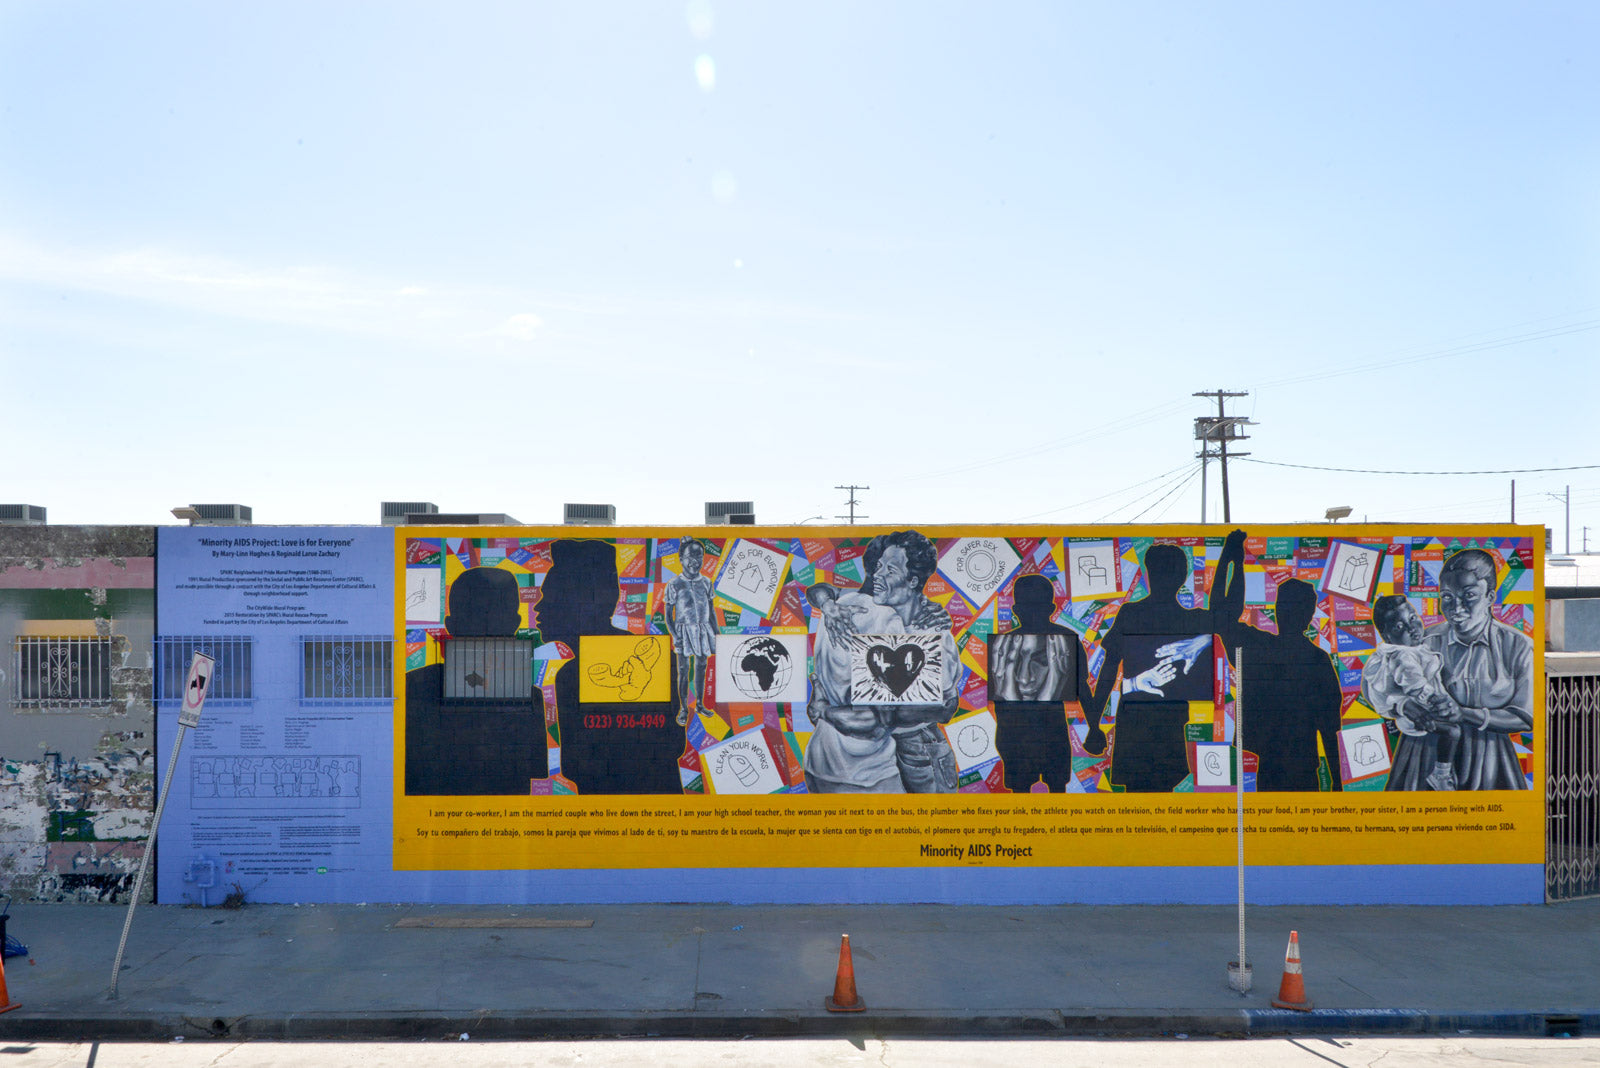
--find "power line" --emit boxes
[1014,461,1197,522]
[1093,464,1200,522]
[1146,465,1203,523]
[1095,462,1202,523]
[1128,464,1203,523]
[900,398,1193,483]
[1252,317,1600,392]
[1238,459,1600,476]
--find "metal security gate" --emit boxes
[1547,671,1600,901]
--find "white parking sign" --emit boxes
[178,651,215,727]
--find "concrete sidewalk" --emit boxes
[0,899,1596,1040]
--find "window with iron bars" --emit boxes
[300,636,393,705]
[156,636,253,705]
[442,637,533,702]
[13,637,114,709]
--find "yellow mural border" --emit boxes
[391,523,1544,872]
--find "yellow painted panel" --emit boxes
[578,635,672,704]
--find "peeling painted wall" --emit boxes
[0,526,155,903]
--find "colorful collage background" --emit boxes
[399,529,1538,796]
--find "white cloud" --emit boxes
[0,231,854,361]
[686,0,714,40]
[0,234,419,339]
[493,313,543,342]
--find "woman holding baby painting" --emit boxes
[1365,549,1531,791]
[1423,549,1533,791]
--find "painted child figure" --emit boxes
[1363,594,1460,791]
[663,539,716,726]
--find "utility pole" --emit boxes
[1193,390,1253,523]
[835,484,869,525]
[1547,486,1571,553]
[1510,479,1515,523]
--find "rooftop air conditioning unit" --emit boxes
[0,504,46,526]
[188,504,252,526]
[705,501,755,524]
[382,502,438,526]
[564,503,616,526]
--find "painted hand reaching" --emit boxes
[1128,659,1178,696]
[1153,635,1211,675]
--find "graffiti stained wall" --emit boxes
[0,526,156,903]
[395,524,1544,903]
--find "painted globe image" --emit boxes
[730,636,792,700]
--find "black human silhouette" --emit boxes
[1211,528,1343,792]
[404,565,548,795]
[537,539,684,795]
[990,575,1090,792]
[1082,544,1215,792]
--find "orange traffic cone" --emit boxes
[1271,930,1312,1011]
[0,951,19,1014]
[824,933,865,1012]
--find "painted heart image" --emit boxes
[866,643,926,697]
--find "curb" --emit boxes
[1,1009,1595,1042]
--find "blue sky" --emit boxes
[2,2,1597,540]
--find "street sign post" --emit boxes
[110,651,214,998]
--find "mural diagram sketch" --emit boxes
[584,637,663,701]
[1323,541,1386,602]
[701,731,786,794]
[1351,732,1384,767]
[405,568,441,625]
[1337,721,1394,786]
[192,755,360,808]
[713,538,790,617]
[947,711,1001,772]
[1068,539,1119,601]
[1337,553,1372,595]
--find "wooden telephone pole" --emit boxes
[1193,390,1253,523]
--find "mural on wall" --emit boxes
[398,525,1539,808]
